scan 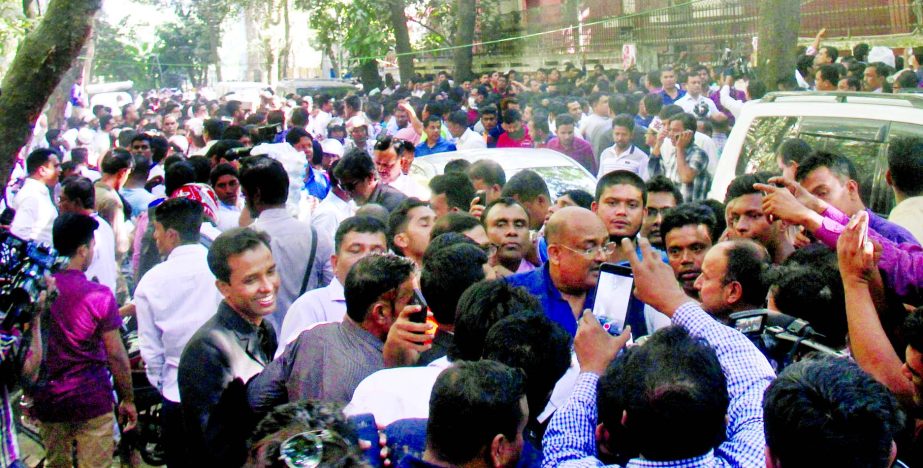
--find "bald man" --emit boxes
[507,207,616,336]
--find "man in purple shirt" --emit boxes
[23,213,136,468]
[795,151,918,245]
[546,114,596,174]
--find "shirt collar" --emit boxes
[166,243,207,261]
[257,207,291,220]
[328,277,345,302]
[341,317,385,350]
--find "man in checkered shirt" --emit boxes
[662,113,712,202]
[542,237,774,467]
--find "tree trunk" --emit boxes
[358,59,382,91]
[279,0,291,81]
[453,0,476,82]
[22,0,37,18]
[0,0,102,190]
[325,46,339,78]
[757,0,800,90]
[387,0,414,83]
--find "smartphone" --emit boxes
[408,288,428,323]
[592,263,635,337]
[347,413,384,468]
[474,190,487,206]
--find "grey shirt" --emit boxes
[253,207,334,334]
[247,318,384,411]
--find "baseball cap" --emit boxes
[320,138,345,158]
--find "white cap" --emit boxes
[345,115,370,131]
[320,138,344,157]
[868,46,896,68]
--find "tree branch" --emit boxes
[406,16,453,46]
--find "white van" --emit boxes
[708,92,923,214]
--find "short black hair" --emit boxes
[696,200,727,242]
[763,357,904,468]
[887,136,923,197]
[501,169,549,203]
[904,307,923,354]
[165,161,197,196]
[723,240,771,308]
[430,212,482,241]
[61,176,95,210]
[479,105,498,117]
[777,138,813,166]
[207,228,272,283]
[247,400,363,468]
[483,312,571,427]
[423,233,478,267]
[70,147,88,165]
[388,197,430,256]
[819,45,839,62]
[612,113,635,132]
[423,114,443,128]
[597,170,647,205]
[239,156,289,206]
[333,149,375,182]
[557,189,594,209]
[128,154,151,182]
[725,171,773,204]
[672,112,697,132]
[209,163,239,187]
[481,197,527,227]
[555,113,576,128]
[421,243,488,326]
[501,109,522,125]
[660,204,716,243]
[426,360,526,466]
[203,119,226,140]
[598,326,728,461]
[186,156,212,184]
[768,257,846,348]
[467,159,506,188]
[284,127,311,146]
[429,173,475,212]
[796,150,857,184]
[53,213,99,257]
[816,63,840,85]
[645,175,683,205]
[443,159,471,174]
[449,280,541,362]
[334,215,387,255]
[447,110,468,127]
[642,93,664,116]
[154,197,204,244]
[100,148,134,175]
[205,139,246,165]
[344,254,415,323]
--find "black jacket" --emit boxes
[178,301,277,466]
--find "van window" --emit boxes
[736,116,901,214]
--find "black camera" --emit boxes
[0,230,62,329]
[730,310,843,372]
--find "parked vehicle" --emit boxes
[410,147,597,201]
[274,78,359,100]
[708,92,923,214]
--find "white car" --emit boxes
[709,92,923,214]
[410,147,597,201]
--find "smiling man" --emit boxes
[661,203,717,299]
[179,228,280,466]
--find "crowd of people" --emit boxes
[3,35,923,468]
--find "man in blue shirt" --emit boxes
[507,206,614,336]
[415,115,457,157]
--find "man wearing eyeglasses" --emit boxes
[507,206,611,336]
[333,149,407,213]
[374,135,430,200]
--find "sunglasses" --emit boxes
[278,429,345,468]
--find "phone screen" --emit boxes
[592,264,634,336]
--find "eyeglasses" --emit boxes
[558,241,618,258]
[278,429,344,468]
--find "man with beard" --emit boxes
[662,203,717,299]
[483,198,533,277]
[725,172,795,264]
[373,135,430,200]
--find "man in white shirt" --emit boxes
[277,216,388,352]
[57,177,117,293]
[242,156,335,333]
[312,160,356,243]
[134,198,222,466]
[446,110,486,150]
[11,148,60,244]
[659,113,720,176]
[373,135,430,200]
[598,115,650,180]
[308,95,333,140]
[675,74,719,119]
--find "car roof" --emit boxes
[412,147,588,173]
